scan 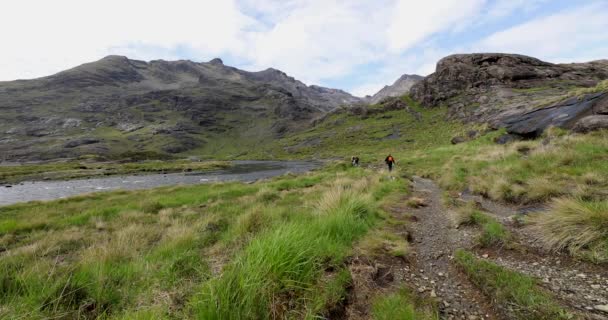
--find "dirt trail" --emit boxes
[343,176,608,319]
[405,177,498,319]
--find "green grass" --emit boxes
[455,250,570,320]
[371,287,438,320]
[0,164,405,319]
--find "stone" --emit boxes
[451,136,466,144]
[594,305,608,313]
[573,115,608,133]
[63,138,101,148]
[494,133,521,145]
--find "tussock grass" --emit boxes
[529,197,608,263]
[455,250,570,320]
[191,178,378,319]
[417,129,608,205]
[371,287,438,320]
[457,204,510,248]
[357,229,409,258]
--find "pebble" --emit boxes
[595,305,608,313]
[591,284,601,289]
[430,289,437,298]
[482,254,488,258]
[577,273,587,279]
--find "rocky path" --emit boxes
[405,177,498,320]
[458,182,608,319]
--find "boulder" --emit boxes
[573,115,608,133]
[451,136,466,144]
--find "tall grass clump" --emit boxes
[455,250,570,320]
[191,180,377,319]
[457,204,510,247]
[372,287,438,320]
[529,197,608,262]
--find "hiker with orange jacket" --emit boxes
[385,154,396,172]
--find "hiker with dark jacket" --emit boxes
[385,154,396,172]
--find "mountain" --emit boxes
[410,53,608,137]
[367,74,423,104]
[0,56,361,161]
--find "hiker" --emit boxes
[385,154,396,172]
[351,156,360,167]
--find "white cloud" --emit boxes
[1,0,606,97]
[475,2,608,61]
[0,0,255,80]
[242,0,390,85]
[386,0,485,53]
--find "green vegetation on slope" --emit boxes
[247,96,466,162]
[0,164,406,319]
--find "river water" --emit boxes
[0,160,320,206]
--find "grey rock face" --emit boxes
[500,93,606,137]
[368,74,423,104]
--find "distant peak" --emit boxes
[100,55,129,62]
[209,58,223,65]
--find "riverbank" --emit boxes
[0,161,320,206]
[0,160,231,185]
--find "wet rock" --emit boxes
[501,93,606,137]
[494,133,522,144]
[64,138,101,148]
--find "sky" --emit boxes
[2,0,608,96]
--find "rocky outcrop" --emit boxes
[411,53,608,108]
[410,53,608,137]
[368,74,423,104]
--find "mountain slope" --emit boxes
[0,56,361,161]
[367,74,423,104]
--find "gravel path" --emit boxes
[405,177,499,320]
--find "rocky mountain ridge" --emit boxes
[0,56,361,160]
